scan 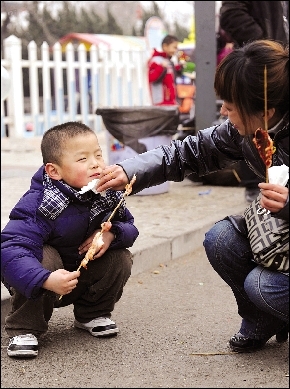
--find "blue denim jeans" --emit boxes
[203,219,289,340]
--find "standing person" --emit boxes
[1,121,139,358]
[96,40,289,353]
[148,34,182,106]
[216,27,233,66]
[219,0,289,203]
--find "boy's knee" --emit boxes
[42,245,64,271]
[116,248,133,274]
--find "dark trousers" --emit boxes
[5,245,133,338]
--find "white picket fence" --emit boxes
[1,35,151,138]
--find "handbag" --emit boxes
[244,194,289,272]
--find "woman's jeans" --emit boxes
[203,219,289,340]
[5,245,133,338]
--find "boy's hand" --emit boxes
[162,60,169,68]
[96,165,129,192]
[258,182,288,213]
[78,230,115,257]
[91,231,115,258]
[42,269,80,295]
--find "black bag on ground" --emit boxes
[96,106,179,154]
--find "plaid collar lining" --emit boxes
[38,172,125,221]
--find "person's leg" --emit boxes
[57,248,132,336]
[203,220,288,351]
[5,245,63,357]
[5,245,63,338]
[244,266,289,329]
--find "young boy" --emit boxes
[148,34,182,106]
[1,121,139,358]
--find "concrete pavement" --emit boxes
[2,132,288,388]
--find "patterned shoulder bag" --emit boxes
[244,194,289,272]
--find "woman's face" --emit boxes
[220,101,264,136]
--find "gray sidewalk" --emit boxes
[1,133,289,388]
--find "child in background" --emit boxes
[1,121,139,358]
[148,34,182,106]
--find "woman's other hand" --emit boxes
[258,182,288,213]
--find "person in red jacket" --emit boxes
[148,34,182,106]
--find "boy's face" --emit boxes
[51,133,106,189]
[163,41,179,58]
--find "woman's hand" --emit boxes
[78,229,115,258]
[96,165,129,192]
[258,182,288,213]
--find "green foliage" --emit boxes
[1,0,124,50]
[173,21,190,43]
[53,1,80,37]
[103,5,123,35]
[1,1,190,48]
[78,8,106,34]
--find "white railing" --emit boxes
[1,35,151,138]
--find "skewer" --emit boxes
[264,66,269,183]
[58,174,136,300]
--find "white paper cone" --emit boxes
[268,164,289,186]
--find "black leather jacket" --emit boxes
[119,116,289,222]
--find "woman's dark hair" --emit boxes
[214,40,289,130]
[41,121,96,165]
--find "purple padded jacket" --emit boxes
[1,166,139,299]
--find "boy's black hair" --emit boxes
[161,34,179,46]
[41,121,96,165]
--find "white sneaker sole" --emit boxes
[74,321,119,337]
[7,349,38,358]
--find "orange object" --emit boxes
[176,84,195,114]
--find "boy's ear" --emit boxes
[45,163,62,180]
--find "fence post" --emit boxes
[28,40,40,135]
[65,42,77,122]
[53,42,64,124]
[41,41,52,132]
[4,35,24,138]
[99,47,111,107]
[121,50,132,106]
[78,43,89,125]
[110,49,121,107]
[90,44,102,132]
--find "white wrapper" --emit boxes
[268,164,289,186]
[79,178,106,196]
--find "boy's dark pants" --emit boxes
[5,245,133,338]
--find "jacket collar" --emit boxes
[38,171,125,221]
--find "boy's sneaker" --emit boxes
[74,317,119,337]
[7,334,38,358]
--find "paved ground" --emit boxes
[1,133,289,388]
